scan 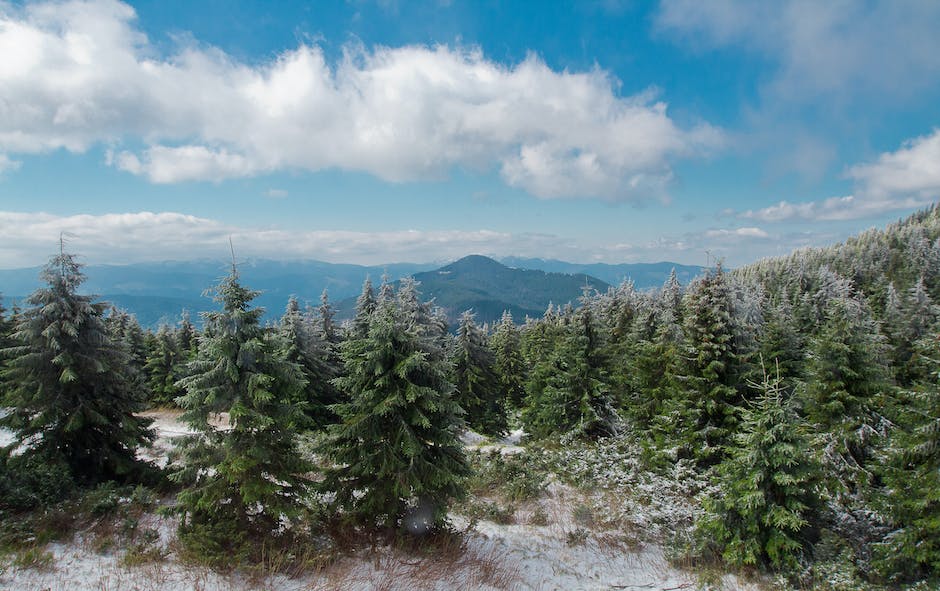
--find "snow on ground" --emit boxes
[2,416,763,590]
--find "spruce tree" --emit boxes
[177,310,198,360]
[522,307,618,441]
[698,360,821,570]
[321,296,469,531]
[802,295,890,484]
[0,248,153,484]
[144,324,184,407]
[490,311,527,410]
[451,310,506,436]
[172,265,312,533]
[279,296,338,428]
[351,277,376,338]
[663,265,741,466]
[875,331,940,577]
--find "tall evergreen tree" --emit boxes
[802,295,890,485]
[522,307,618,441]
[663,265,741,466]
[875,331,940,577]
[698,360,821,570]
[177,310,198,360]
[351,277,376,338]
[490,311,527,410]
[172,265,312,532]
[279,296,337,428]
[144,324,184,407]
[0,248,153,484]
[322,296,469,531]
[451,310,506,436]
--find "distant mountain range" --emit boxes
[0,256,703,328]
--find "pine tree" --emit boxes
[875,331,940,577]
[351,277,376,338]
[144,324,184,407]
[321,296,469,531]
[663,265,741,466]
[802,295,890,485]
[279,296,337,428]
[698,360,821,570]
[171,265,312,533]
[0,248,153,484]
[522,307,618,441]
[451,310,506,436]
[177,310,198,360]
[490,311,527,410]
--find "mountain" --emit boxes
[2,255,688,329]
[499,257,704,289]
[336,255,611,327]
[0,259,440,327]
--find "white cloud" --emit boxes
[740,130,940,223]
[0,211,823,269]
[0,0,721,200]
[0,211,573,268]
[0,154,20,174]
[847,129,940,201]
[264,188,288,199]
[655,0,940,105]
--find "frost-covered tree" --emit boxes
[802,295,891,485]
[351,277,376,338]
[698,360,821,570]
[321,296,469,531]
[663,265,741,465]
[490,311,526,409]
[875,332,940,577]
[522,307,618,441]
[0,248,153,485]
[177,310,198,360]
[451,310,506,436]
[172,265,312,533]
[279,296,337,428]
[144,324,184,407]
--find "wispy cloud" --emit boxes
[655,0,940,105]
[0,0,721,200]
[738,130,940,223]
[0,211,833,269]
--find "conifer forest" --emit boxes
[1,205,940,590]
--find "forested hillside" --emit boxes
[1,206,938,589]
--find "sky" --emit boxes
[0,0,939,269]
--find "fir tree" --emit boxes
[663,265,741,466]
[0,248,153,484]
[490,311,527,409]
[351,277,376,338]
[322,297,469,531]
[698,360,821,570]
[172,265,312,533]
[522,307,618,441]
[144,324,184,407]
[802,295,890,485]
[875,331,940,577]
[279,296,338,428]
[177,310,198,360]
[451,310,506,436]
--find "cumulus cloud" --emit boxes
[739,130,940,223]
[0,0,721,200]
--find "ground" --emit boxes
[0,412,762,591]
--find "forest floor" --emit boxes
[0,413,764,591]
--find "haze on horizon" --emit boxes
[1,0,939,270]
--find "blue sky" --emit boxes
[0,0,939,269]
